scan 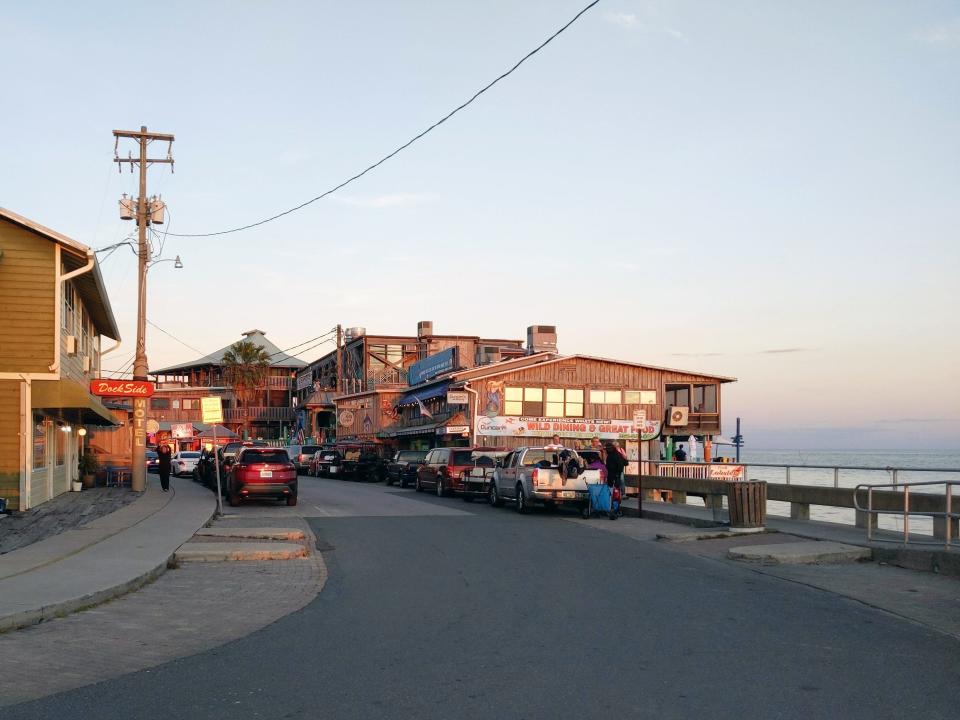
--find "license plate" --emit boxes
[561,491,576,499]
[330,467,338,474]
[260,470,273,478]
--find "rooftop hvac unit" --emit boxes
[345,327,366,342]
[667,406,689,427]
[477,345,502,365]
[417,320,434,337]
[526,325,558,355]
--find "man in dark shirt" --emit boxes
[673,445,687,462]
[604,441,627,494]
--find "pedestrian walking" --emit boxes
[604,440,627,495]
[157,444,172,492]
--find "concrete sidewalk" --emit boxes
[0,477,215,632]
[623,497,960,575]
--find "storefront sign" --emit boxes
[338,409,355,427]
[446,391,469,405]
[201,397,223,424]
[171,423,193,439]
[437,425,470,436]
[710,465,745,480]
[408,348,457,385]
[633,410,646,425]
[475,416,662,441]
[89,379,155,398]
[296,370,313,391]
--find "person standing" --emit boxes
[157,444,172,492]
[604,440,627,495]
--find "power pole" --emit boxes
[335,324,343,395]
[113,126,175,493]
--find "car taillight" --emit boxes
[531,469,540,486]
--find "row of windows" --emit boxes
[503,387,674,418]
[665,384,718,414]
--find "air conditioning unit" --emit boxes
[477,345,502,365]
[82,356,91,372]
[66,335,77,356]
[667,406,689,427]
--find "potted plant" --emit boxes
[78,451,98,489]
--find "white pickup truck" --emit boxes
[489,446,602,515]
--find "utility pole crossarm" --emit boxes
[113,129,176,141]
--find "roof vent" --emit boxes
[417,320,434,338]
[242,329,266,337]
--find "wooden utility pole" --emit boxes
[113,126,175,492]
[335,324,343,395]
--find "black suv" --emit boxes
[385,450,427,488]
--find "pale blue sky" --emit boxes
[2,1,957,449]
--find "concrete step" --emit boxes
[195,527,306,541]
[728,541,872,565]
[175,542,308,563]
[657,528,772,543]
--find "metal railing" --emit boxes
[658,461,960,488]
[853,480,959,549]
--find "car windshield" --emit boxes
[180,452,201,459]
[223,443,243,455]
[398,451,426,462]
[241,450,290,464]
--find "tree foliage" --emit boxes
[222,341,271,409]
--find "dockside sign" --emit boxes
[90,379,155,398]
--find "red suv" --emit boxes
[416,447,504,497]
[227,447,298,507]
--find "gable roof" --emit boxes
[0,207,120,340]
[151,330,307,374]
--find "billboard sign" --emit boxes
[408,348,457,386]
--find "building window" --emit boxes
[505,387,543,416]
[56,427,66,466]
[693,384,718,413]
[589,390,622,405]
[151,397,171,410]
[545,388,583,417]
[62,283,75,331]
[33,416,46,470]
[665,383,718,413]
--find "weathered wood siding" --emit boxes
[0,221,56,373]
[335,390,402,440]
[471,357,725,448]
[0,380,21,509]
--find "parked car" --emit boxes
[385,450,428,488]
[489,446,602,514]
[286,444,323,475]
[170,451,202,478]
[314,449,343,477]
[416,447,504,497]
[193,447,221,488]
[145,449,159,473]
[226,446,298,506]
[335,443,387,481]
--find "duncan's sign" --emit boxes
[89,379,156,398]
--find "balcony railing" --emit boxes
[223,406,295,423]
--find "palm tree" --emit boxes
[222,341,271,421]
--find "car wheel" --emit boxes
[287,495,298,507]
[489,482,503,507]
[515,484,528,514]
[227,488,239,507]
[399,477,408,489]
[436,478,444,497]
[385,475,394,486]
[415,476,423,492]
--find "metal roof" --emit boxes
[151,330,307,374]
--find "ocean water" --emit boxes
[686,449,960,536]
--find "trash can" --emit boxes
[726,480,766,529]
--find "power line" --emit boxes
[167,0,599,238]
[147,319,208,356]
[267,328,337,359]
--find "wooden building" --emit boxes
[353,326,736,463]
[149,330,306,441]
[298,321,525,440]
[0,208,121,511]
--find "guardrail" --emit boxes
[630,467,960,546]
[853,480,960,549]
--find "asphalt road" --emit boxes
[6,477,960,719]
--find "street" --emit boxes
[5,475,960,719]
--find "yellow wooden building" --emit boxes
[0,208,120,511]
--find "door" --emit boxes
[427,449,448,489]
[501,451,519,499]
[419,450,436,487]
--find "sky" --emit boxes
[1,1,957,450]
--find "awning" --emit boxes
[398,381,449,407]
[378,422,442,438]
[31,379,119,426]
[197,424,239,439]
